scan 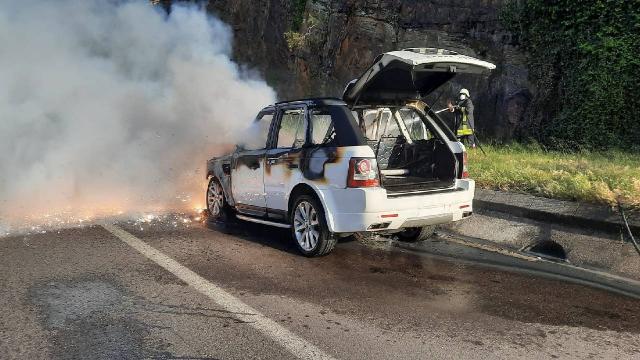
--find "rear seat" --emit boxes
[368,138,410,176]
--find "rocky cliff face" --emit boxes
[180,0,531,139]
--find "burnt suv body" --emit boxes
[206,48,495,256]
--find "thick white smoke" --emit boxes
[0,0,276,231]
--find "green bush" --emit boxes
[502,0,640,150]
[284,31,305,51]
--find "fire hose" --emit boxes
[618,201,640,257]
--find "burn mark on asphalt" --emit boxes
[50,317,153,360]
[29,278,172,359]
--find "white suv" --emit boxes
[206,48,495,256]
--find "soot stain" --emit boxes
[300,147,339,181]
[234,153,262,171]
[231,146,344,186]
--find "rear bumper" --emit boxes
[316,179,475,233]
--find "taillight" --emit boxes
[347,158,380,188]
[461,151,469,179]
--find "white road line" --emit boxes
[101,223,335,360]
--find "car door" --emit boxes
[231,110,275,217]
[264,106,307,220]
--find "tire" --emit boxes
[290,195,337,257]
[206,177,231,223]
[396,226,436,242]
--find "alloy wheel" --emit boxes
[207,179,224,217]
[293,201,320,251]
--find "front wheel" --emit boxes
[206,177,229,222]
[396,226,436,242]
[290,195,337,257]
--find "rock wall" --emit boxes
[176,0,532,140]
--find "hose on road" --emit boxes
[618,201,640,257]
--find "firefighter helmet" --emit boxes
[459,88,470,98]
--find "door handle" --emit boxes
[266,158,279,165]
[287,163,299,169]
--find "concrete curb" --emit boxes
[474,189,640,236]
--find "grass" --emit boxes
[468,143,640,208]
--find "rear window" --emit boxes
[310,110,335,145]
[308,105,365,147]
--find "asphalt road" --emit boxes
[1,217,639,359]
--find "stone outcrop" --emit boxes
[174,0,533,140]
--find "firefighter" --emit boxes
[448,88,476,148]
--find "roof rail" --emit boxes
[273,97,344,106]
[402,48,460,56]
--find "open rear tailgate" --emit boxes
[343,48,496,105]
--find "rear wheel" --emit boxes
[396,226,436,242]
[290,195,337,257]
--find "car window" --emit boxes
[310,108,336,145]
[361,110,379,140]
[379,111,401,138]
[398,108,432,140]
[243,112,274,150]
[277,109,306,148]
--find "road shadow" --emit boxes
[204,213,357,256]
[205,215,301,256]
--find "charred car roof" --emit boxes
[260,97,365,146]
[258,98,347,113]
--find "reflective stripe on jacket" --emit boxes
[455,98,474,137]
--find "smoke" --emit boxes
[0,0,276,231]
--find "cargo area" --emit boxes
[341,49,497,196]
[353,105,458,194]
